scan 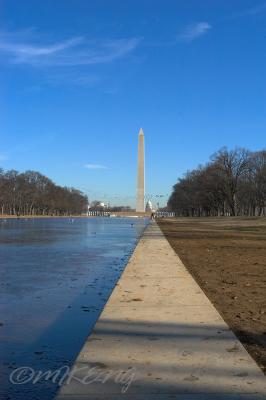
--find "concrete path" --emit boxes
[56,222,266,399]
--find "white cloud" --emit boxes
[233,3,266,18]
[179,22,211,42]
[0,37,82,57]
[46,72,100,87]
[84,164,108,170]
[0,30,141,67]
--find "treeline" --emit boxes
[0,169,88,216]
[168,147,266,217]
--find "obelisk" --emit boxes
[136,128,145,212]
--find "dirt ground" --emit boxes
[158,217,266,374]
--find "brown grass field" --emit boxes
[158,217,266,374]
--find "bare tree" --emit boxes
[168,147,266,217]
[212,147,251,216]
[0,168,88,216]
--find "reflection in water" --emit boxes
[0,217,148,400]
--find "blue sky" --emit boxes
[0,0,265,207]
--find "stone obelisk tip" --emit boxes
[139,128,144,136]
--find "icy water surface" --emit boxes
[0,217,148,400]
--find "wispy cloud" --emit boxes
[234,3,266,17]
[0,30,141,67]
[0,37,82,57]
[84,164,108,170]
[178,22,211,42]
[46,72,100,87]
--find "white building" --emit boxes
[145,200,154,212]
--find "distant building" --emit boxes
[145,200,154,212]
[88,201,107,210]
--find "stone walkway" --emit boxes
[56,222,266,399]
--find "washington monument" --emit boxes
[136,128,145,212]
